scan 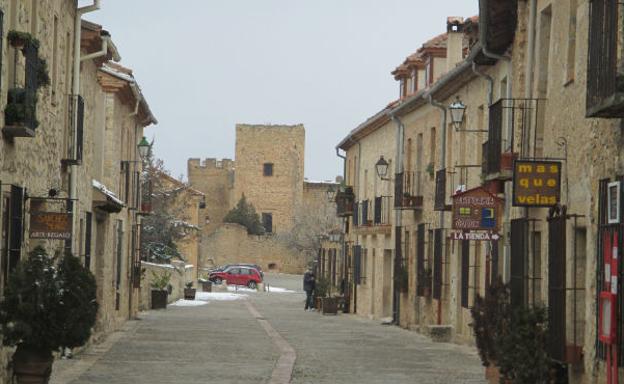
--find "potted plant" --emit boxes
[198,275,212,292]
[184,281,196,300]
[426,162,435,178]
[0,247,97,384]
[150,270,171,309]
[314,277,330,312]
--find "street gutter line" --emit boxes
[244,301,296,384]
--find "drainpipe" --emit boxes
[390,113,405,325]
[426,95,447,228]
[68,0,101,253]
[524,0,537,153]
[426,94,446,325]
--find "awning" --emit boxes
[92,179,124,213]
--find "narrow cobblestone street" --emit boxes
[51,274,485,384]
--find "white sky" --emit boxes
[86,1,478,181]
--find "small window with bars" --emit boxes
[263,163,274,176]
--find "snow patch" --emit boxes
[196,292,248,301]
[226,286,257,293]
[171,299,208,307]
[266,286,296,293]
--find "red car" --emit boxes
[209,266,262,289]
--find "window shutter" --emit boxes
[354,245,362,285]
[461,240,469,308]
[374,197,382,224]
[510,218,528,307]
[416,223,425,296]
[432,228,443,300]
[8,185,24,274]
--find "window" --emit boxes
[228,268,241,275]
[115,220,123,311]
[262,213,273,233]
[565,0,577,85]
[263,163,273,176]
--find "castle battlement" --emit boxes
[188,158,235,171]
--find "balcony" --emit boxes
[483,99,540,181]
[587,0,624,117]
[335,186,355,217]
[394,171,424,210]
[3,39,42,139]
[354,196,391,234]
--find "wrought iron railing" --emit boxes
[587,0,624,117]
[395,171,423,209]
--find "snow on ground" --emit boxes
[265,286,296,293]
[196,292,248,301]
[226,286,257,293]
[171,299,208,307]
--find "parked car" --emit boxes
[210,263,264,278]
[209,266,263,289]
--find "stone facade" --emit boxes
[233,124,305,233]
[0,3,157,382]
[335,4,624,383]
[189,124,337,275]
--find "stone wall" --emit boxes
[201,223,307,274]
[233,124,305,234]
[140,261,195,310]
[187,157,234,236]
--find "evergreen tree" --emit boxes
[223,195,265,235]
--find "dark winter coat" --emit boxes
[303,272,316,292]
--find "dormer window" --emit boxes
[411,70,418,93]
[399,79,406,98]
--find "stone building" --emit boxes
[189,124,338,274]
[335,1,624,382]
[0,2,156,382]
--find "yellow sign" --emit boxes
[512,160,561,207]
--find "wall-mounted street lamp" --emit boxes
[138,136,150,161]
[449,97,466,131]
[375,155,390,181]
[326,185,336,202]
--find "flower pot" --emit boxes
[321,297,338,315]
[201,280,212,292]
[151,290,168,309]
[140,202,152,213]
[484,364,500,384]
[315,297,323,311]
[12,344,53,384]
[500,152,518,171]
[184,288,196,300]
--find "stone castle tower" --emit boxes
[187,158,235,236]
[232,124,305,233]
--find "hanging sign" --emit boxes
[452,186,503,231]
[512,160,561,207]
[30,212,72,240]
[451,231,500,241]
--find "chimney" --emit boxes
[446,17,465,72]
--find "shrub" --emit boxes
[150,270,172,291]
[223,195,265,235]
[0,247,98,352]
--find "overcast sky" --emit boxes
[87,1,478,181]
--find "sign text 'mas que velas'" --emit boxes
[30,212,72,240]
[451,187,502,232]
[512,160,561,207]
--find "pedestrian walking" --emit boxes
[303,270,316,311]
